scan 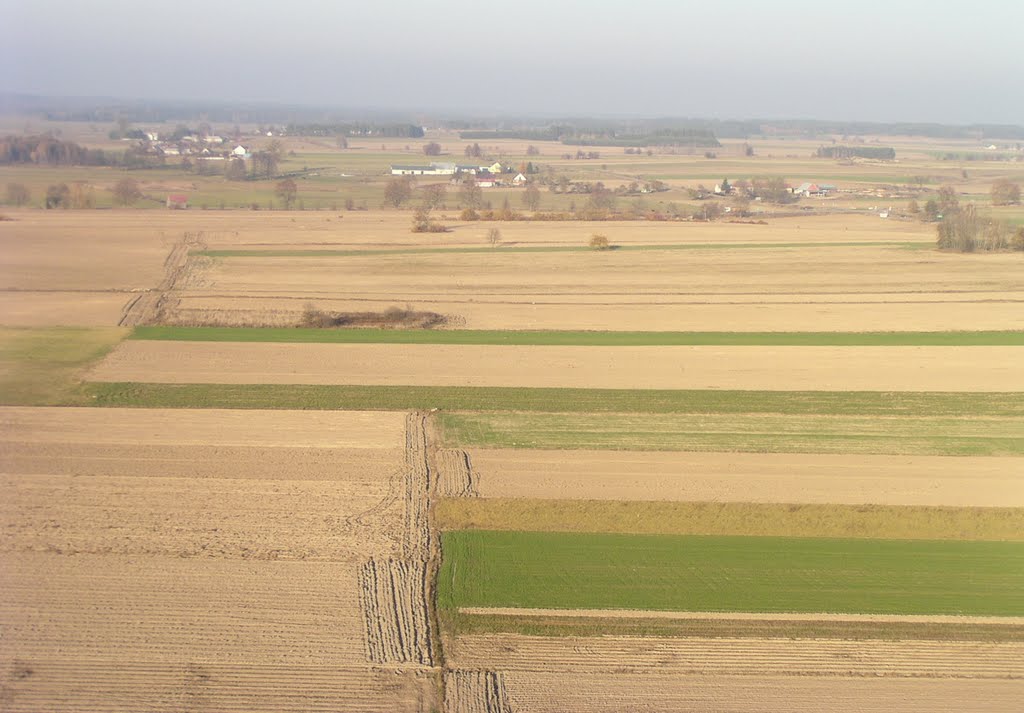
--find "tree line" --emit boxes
[815,145,896,160]
[0,135,123,166]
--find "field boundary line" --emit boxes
[458,608,1024,626]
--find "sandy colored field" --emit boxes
[0,405,404,448]
[468,450,1024,507]
[88,341,1024,391]
[173,240,1024,331]
[4,210,1022,331]
[497,673,1024,713]
[0,406,437,711]
[445,633,1024,679]
[0,291,132,326]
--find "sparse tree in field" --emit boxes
[589,234,610,250]
[730,195,751,216]
[460,207,479,221]
[937,204,1015,252]
[45,183,70,209]
[113,177,142,206]
[937,185,959,215]
[464,142,482,158]
[923,199,940,222]
[991,180,1021,206]
[69,182,94,209]
[275,178,298,209]
[265,139,285,162]
[907,198,920,215]
[526,145,539,156]
[384,177,413,208]
[6,182,30,206]
[411,205,447,233]
[487,227,501,247]
[225,158,247,181]
[252,151,279,179]
[336,136,349,149]
[521,183,541,211]
[458,175,483,209]
[751,177,795,204]
[696,201,722,221]
[423,142,442,156]
[420,183,446,210]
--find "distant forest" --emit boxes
[3,93,1023,141]
[0,135,123,166]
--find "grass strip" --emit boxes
[438,411,1024,456]
[442,611,1024,642]
[0,327,127,406]
[437,530,1024,616]
[129,326,1024,346]
[82,383,1024,417]
[194,240,928,258]
[434,500,1024,542]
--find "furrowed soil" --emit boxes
[465,450,1024,507]
[445,633,1024,679]
[0,406,440,711]
[86,342,1024,392]
[495,672,1024,713]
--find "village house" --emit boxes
[232,145,250,158]
[166,194,188,209]
[512,173,528,186]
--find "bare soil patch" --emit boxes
[87,341,1024,392]
[446,633,1024,679]
[0,406,439,711]
[499,673,1024,713]
[467,450,1024,508]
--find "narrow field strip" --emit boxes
[466,450,1024,507]
[433,500,1024,541]
[194,240,929,258]
[437,531,1024,616]
[439,412,1024,456]
[85,341,1024,391]
[458,608,1024,626]
[444,610,1024,643]
[129,326,1024,346]
[82,383,1024,416]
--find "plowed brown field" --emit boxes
[446,633,1024,679]
[468,450,1024,507]
[499,673,1024,713]
[0,407,437,711]
[88,341,1024,391]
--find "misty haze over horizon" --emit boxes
[3,0,1022,125]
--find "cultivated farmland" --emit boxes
[2,129,1023,712]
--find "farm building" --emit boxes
[391,162,457,176]
[512,173,528,186]
[166,194,188,209]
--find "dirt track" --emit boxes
[468,450,1024,507]
[88,341,1024,392]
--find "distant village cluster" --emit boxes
[390,162,528,188]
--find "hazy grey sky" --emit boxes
[3,0,1022,123]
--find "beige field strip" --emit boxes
[498,673,1024,713]
[0,292,132,327]
[1,406,435,711]
[173,294,1024,331]
[446,634,1024,679]
[469,450,1024,508]
[0,406,405,448]
[88,342,1024,391]
[459,608,1024,626]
